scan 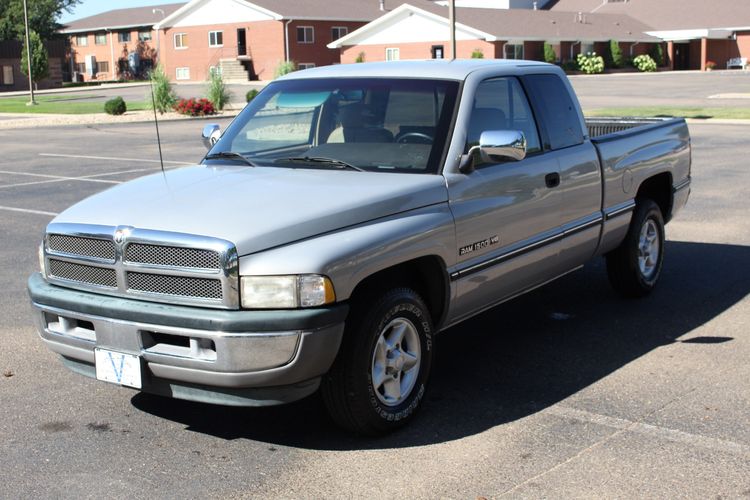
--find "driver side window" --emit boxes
[467,77,541,156]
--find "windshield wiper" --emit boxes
[204,151,256,167]
[275,156,364,172]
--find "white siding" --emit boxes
[172,0,275,27]
[353,11,482,45]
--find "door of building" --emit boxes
[674,42,690,70]
[237,28,247,57]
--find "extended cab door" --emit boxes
[446,76,563,322]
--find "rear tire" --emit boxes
[321,288,433,435]
[606,199,665,297]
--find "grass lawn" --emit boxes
[0,94,149,114]
[586,107,750,120]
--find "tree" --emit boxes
[0,0,79,41]
[543,42,556,64]
[21,30,49,86]
[609,39,623,68]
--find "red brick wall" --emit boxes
[69,29,156,81]
[737,31,750,60]
[245,20,284,81]
[287,20,366,69]
[162,23,246,83]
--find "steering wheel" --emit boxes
[397,132,434,145]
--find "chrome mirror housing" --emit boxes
[478,130,527,162]
[201,124,222,150]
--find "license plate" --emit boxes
[94,348,142,389]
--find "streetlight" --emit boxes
[152,8,165,65]
[22,0,36,105]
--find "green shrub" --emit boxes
[471,48,484,59]
[104,97,126,115]
[246,89,259,103]
[355,52,366,63]
[148,64,177,114]
[633,54,657,72]
[609,40,623,68]
[274,60,297,79]
[543,42,556,64]
[206,70,230,111]
[577,52,604,74]
[561,60,578,72]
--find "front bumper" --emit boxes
[28,273,348,406]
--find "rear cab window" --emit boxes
[521,74,584,151]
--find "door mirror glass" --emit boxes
[478,130,527,162]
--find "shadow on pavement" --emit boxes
[131,240,750,449]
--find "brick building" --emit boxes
[329,1,658,64]
[547,0,750,70]
[60,3,184,81]
[0,39,66,91]
[155,0,404,82]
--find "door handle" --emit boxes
[545,172,560,188]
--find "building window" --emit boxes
[174,33,188,49]
[118,32,131,43]
[75,35,88,46]
[580,42,594,55]
[2,65,13,85]
[208,31,223,47]
[386,47,400,61]
[96,61,109,73]
[431,45,444,59]
[75,62,86,74]
[298,63,316,70]
[208,66,222,76]
[504,43,523,60]
[176,67,190,80]
[331,26,347,41]
[138,31,152,42]
[95,33,107,45]
[296,26,314,44]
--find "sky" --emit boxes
[58,0,185,23]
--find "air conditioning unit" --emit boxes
[85,55,97,76]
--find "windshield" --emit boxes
[205,78,460,174]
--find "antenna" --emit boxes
[149,81,165,174]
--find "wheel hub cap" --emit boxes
[638,219,660,279]
[371,318,421,407]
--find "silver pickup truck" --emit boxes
[29,60,691,434]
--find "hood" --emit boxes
[54,165,448,255]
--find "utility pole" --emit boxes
[152,8,165,65]
[449,0,456,60]
[22,0,36,105]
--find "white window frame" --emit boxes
[297,26,314,44]
[94,33,106,45]
[208,30,224,48]
[75,35,88,46]
[175,67,190,80]
[2,65,13,85]
[385,47,400,61]
[331,26,348,41]
[96,61,109,74]
[174,33,188,50]
[298,63,316,70]
[117,31,131,43]
[138,30,152,42]
[503,43,524,60]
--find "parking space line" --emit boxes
[39,153,194,165]
[0,205,58,217]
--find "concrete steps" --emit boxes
[219,58,250,82]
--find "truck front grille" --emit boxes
[48,234,116,261]
[49,259,117,288]
[125,243,221,269]
[43,224,239,309]
[127,272,223,300]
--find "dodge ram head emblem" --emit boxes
[113,226,133,244]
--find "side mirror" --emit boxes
[459,130,527,173]
[202,124,222,150]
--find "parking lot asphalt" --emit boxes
[0,107,749,496]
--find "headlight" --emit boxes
[38,243,47,278]
[240,275,336,309]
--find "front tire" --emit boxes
[606,199,665,297]
[321,288,434,435]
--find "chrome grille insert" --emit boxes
[127,272,223,300]
[48,234,116,261]
[125,243,221,269]
[49,259,117,288]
